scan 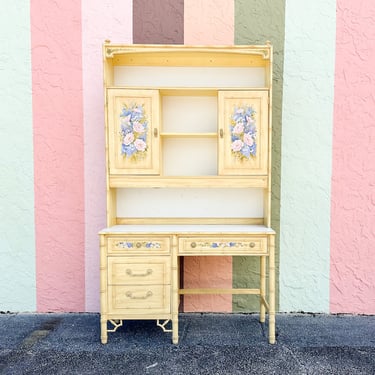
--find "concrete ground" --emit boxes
[0,312,374,374]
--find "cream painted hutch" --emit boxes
[99,42,276,344]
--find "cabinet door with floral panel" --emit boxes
[218,91,269,175]
[107,89,160,175]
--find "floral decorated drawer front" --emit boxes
[107,237,170,255]
[230,105,257,160]
[178,237,268,255]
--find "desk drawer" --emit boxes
[107,237,170,255]
[108,257,171,285]
[108,285,170,314]
[179,237,268,255]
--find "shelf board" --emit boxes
[160,132,217,138]
[109,175,268,188]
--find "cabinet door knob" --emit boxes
[154,128,158,137]
[190,242,197,248]
[219,129,224,138]
[250,242,256,248]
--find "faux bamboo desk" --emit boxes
[99,224,276,344]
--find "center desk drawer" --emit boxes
[108,257,171,285]
[179,237,268,255]
[107,237,170,255]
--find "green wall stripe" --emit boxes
[279,0,336,312]
[233,0,285,312]
[0,1,36,310]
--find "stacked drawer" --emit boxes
[106,237,171,315]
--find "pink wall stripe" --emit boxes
[82,0,133,312]
[31,0,85,311]
[330,0,375,314]
[183,0,234,312]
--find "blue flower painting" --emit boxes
[119,103,148,159]
[230,105,257,160]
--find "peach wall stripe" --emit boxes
[82,0,133,312]
[184,0,234,45]
[184,0,234,312]
[330,0,375,314]
[31,0,85,311]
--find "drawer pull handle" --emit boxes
[126,268,153,277]
[126,291,153,300]
[250,242,256,248]
[219,129,224,138]
[154,128,158,137]
[190,242,197,248]
[136,242,142,248]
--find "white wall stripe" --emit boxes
[279,0,336,312]
[0,0,36,311]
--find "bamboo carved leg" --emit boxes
[172,235,179,344]
[269,234,276,344]
[100,235,108,344]
[260,255,266,323]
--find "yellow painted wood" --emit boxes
[178,236,268,256]
[101,43,276,345]
[160,132,217,139]
[107,88,160,175]
[107,236,170,255]
[218,90,269,176]
[116,217,264,225]
[108,256,171,285]
[110,51,268,68]
[179,288,260,295]
[108,285,171,314]
[109,175,268,188]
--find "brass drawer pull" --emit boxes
[126,268,153,277]
[125,291,153,300]
[136,242,142,248]
[154,128,158,137]
[250,242,256,248]
[219,129,224,138]
[190,242,197,248]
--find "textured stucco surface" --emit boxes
[31,0,85,311]
[184,0,234,45]
[133,0,184,44]
[233,0,285,312]
[279,0,336,312]
[82,0,133,312]
[330,0,375,313]
[0,1,36,311]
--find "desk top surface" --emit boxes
[99,224,275,235]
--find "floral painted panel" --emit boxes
[230,105,257,160]
[120,103,148,160]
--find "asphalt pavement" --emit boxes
[0,312,374,374]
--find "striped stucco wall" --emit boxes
[0,0,374,314]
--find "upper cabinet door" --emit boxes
[218,91,269,176]
[107,89,160,175]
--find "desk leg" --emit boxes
[100,235,108,344]
[172,235,179,344]
[269,234,276,344]
[260,256,266,323]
